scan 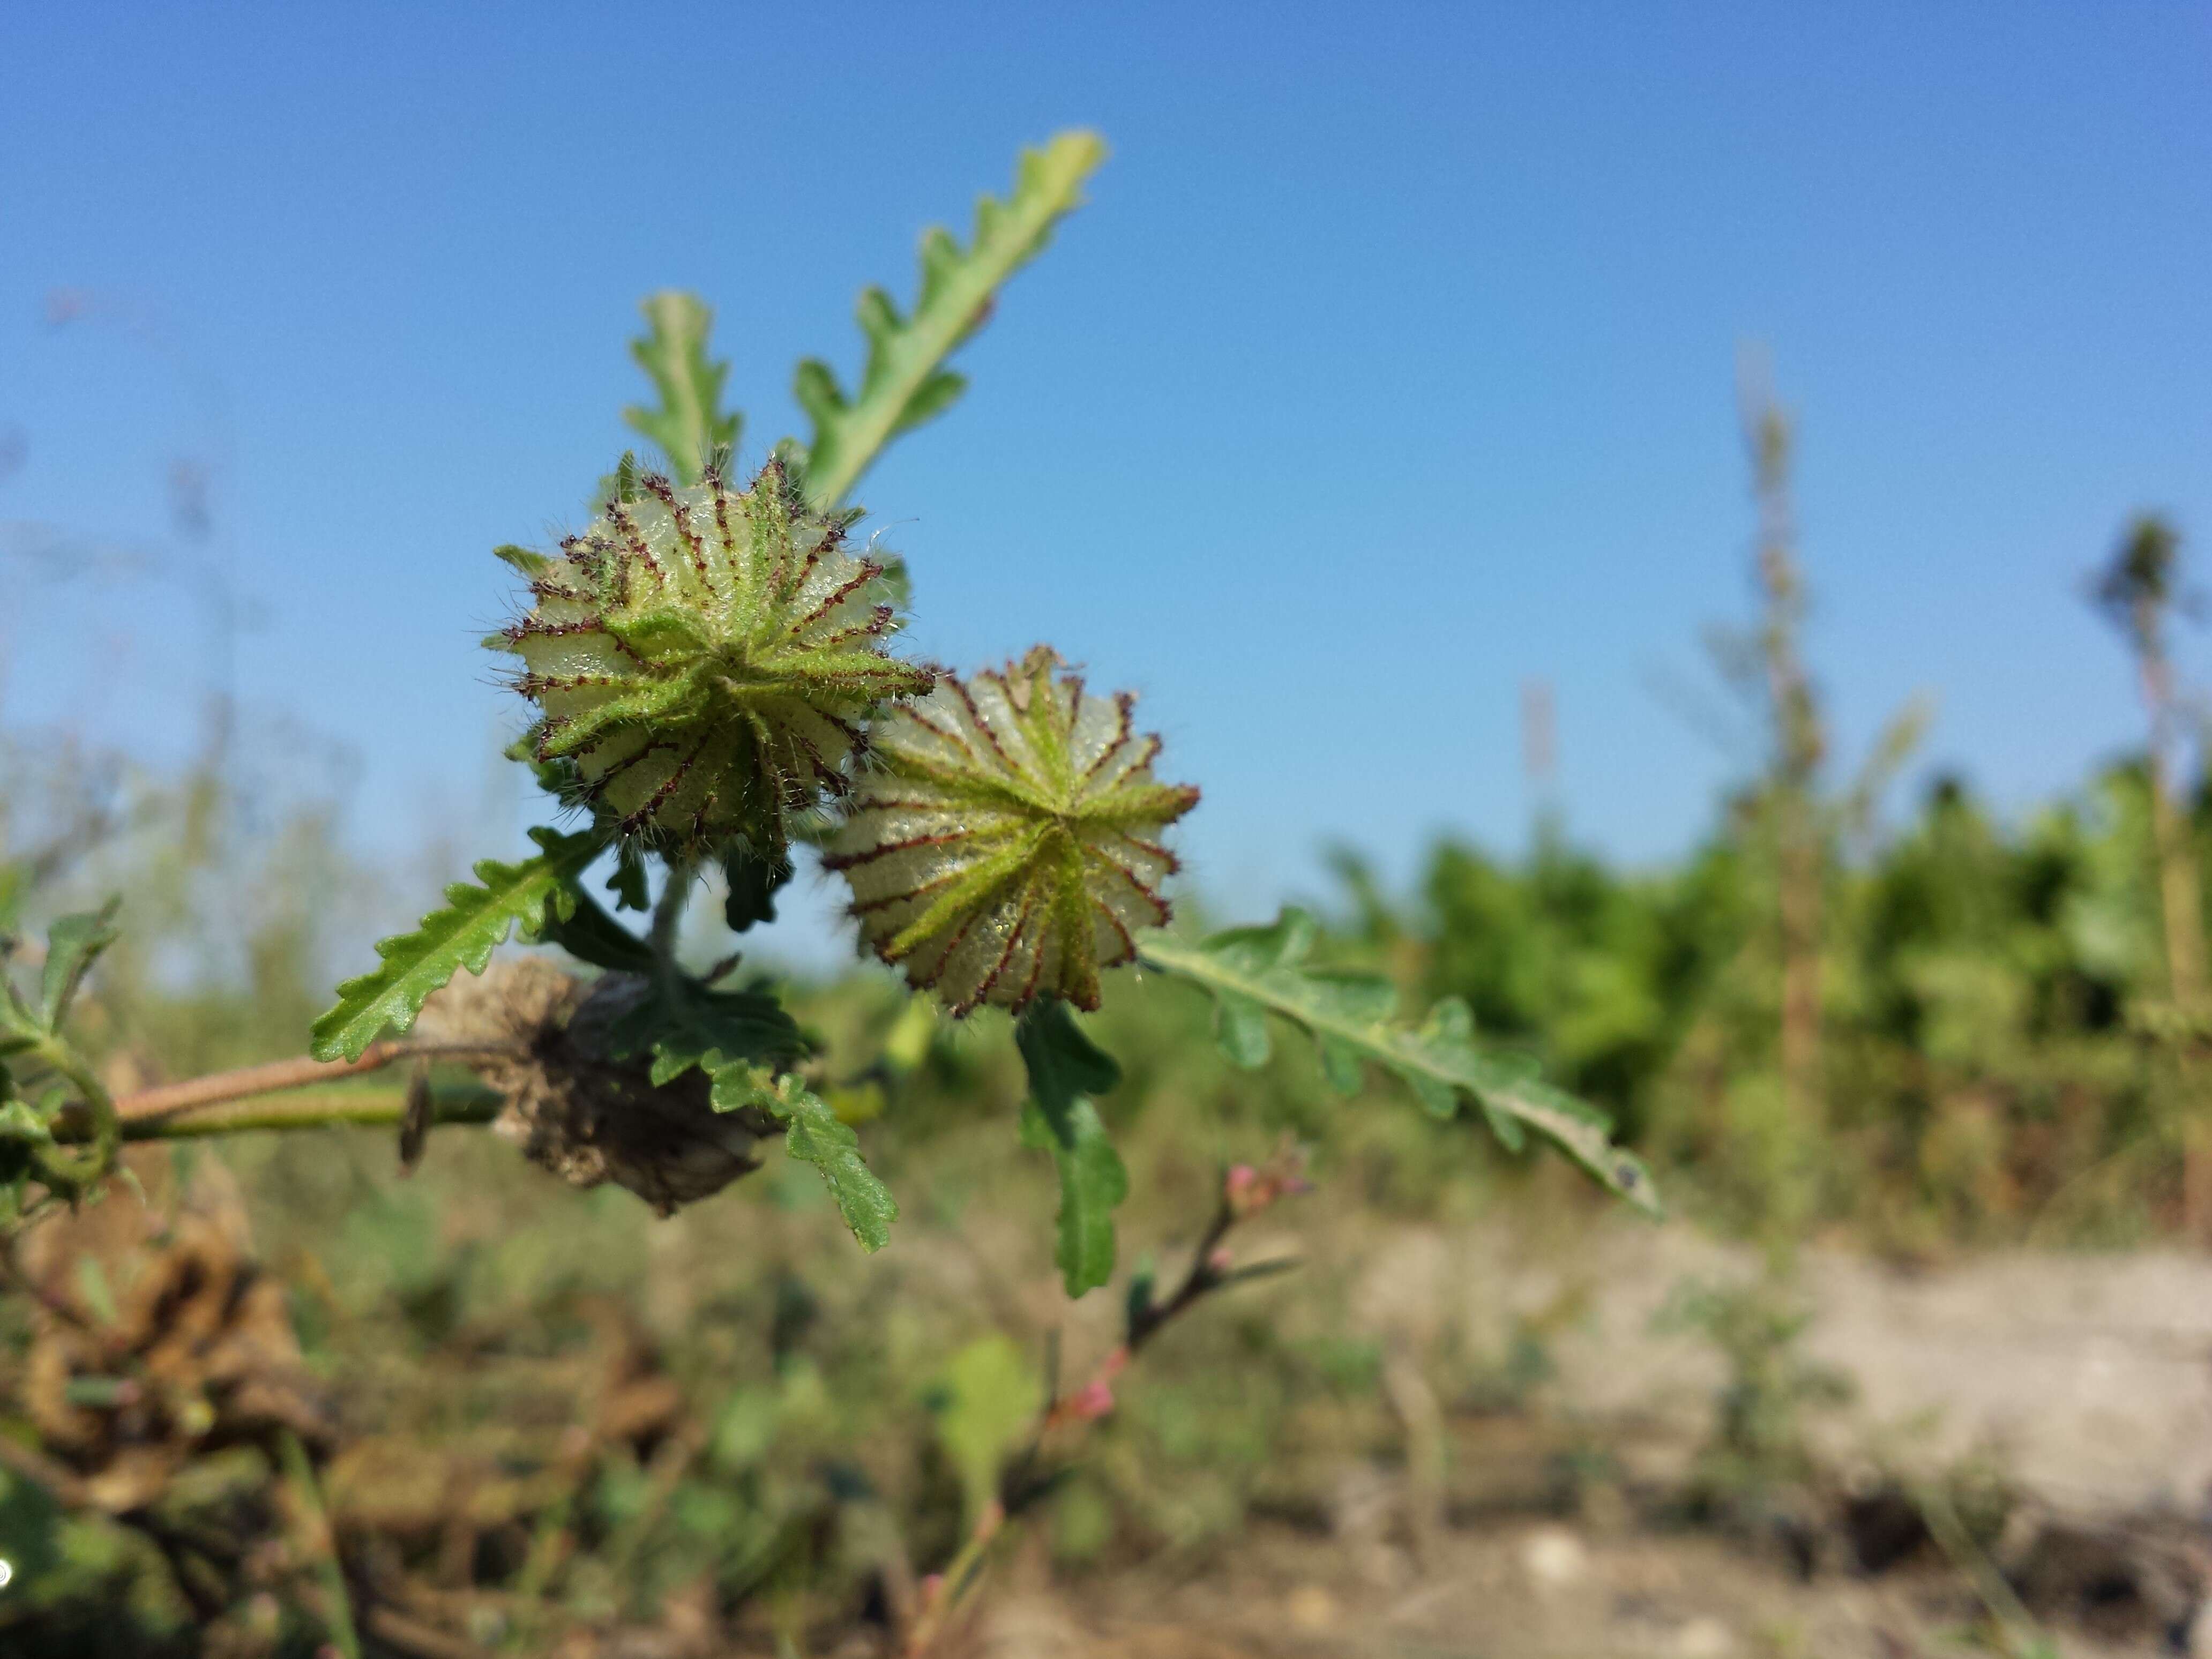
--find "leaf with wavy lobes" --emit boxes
[598,974,806,1088]
[794,130,1107,509]
[714,1065,898,1251]
[1017,999,1129,1297]
[623,290,742,485]
[1138,910,1660,1216]
[309,827,606,1062]
[534,886,654,974]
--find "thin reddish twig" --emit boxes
[113,1042,518,1124]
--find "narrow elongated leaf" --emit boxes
[309,828,605,1062]
[1139,911,1660,1216]
[719,1067,898,1251]
[794,131,1107,508]
[1015,998,1129,1296]
[623,290,741,485]
[1019,1100,1128,1298]
[41,900,120,1030]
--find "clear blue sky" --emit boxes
[5,2,2211,940]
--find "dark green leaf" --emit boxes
[1019,1099,1128,1298]
[1123,1261,1157,1340]
[608,841,650,913]
[537,886,655,974]
[1139,910,1660,1216]
[600,973,806,1087]
[41,900,120,1030]
[1015,998,1129,1296]
[721,1067,898,1251]
[309,827,606,1062]
[793,131,1107,509]
[722,842,794,933]
[1015,997,1122,1110]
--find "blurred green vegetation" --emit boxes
[5,468,2210,1648]
[1332,757,2204,1251]
[5,707,2211,1648]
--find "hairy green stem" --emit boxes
[41,1081,504,1144]
[117,1082,503,1141]
[651,858,694,997]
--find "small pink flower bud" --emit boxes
[1068,1379,1117,1421]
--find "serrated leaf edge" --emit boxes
[308,828,604,1062]
[795,130,1107,509]
[1138,913,1661,1216]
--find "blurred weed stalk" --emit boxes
[2091,514,2212,1238]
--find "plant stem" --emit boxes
[1741,374,1826,1172]
[651,858,693,997]
[905,1186,1293,1657]
[29,1039,515,1145]
[901,1503,1003,1657]
[114,1041,512,1124]
[114,1081,503,1141]
[1914,1479,2048,1659]
[279,1428,362,1659]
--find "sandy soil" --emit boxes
[950,1222,2212,1658]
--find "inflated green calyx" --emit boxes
[827,646,1199,1014]
[495,456,931,853]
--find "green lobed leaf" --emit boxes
[716,1066,898,1251]
[721,842,794,934]
[793,131,1107,509]
[623,291,742,485]
[1138,910,1660,1216]
[41,900,120,1031]
[930,1335,1042,1524]
[597,972,807,1088]
[309,827,606,1062]
[607,841,651,913]
[535,886,655,974]
[1015,996,1123,1105]
[1018,1100,1128,1298]
[1015,998,1129,1296]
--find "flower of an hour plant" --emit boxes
[494,455,931,854]
[825,646,1199,1014]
